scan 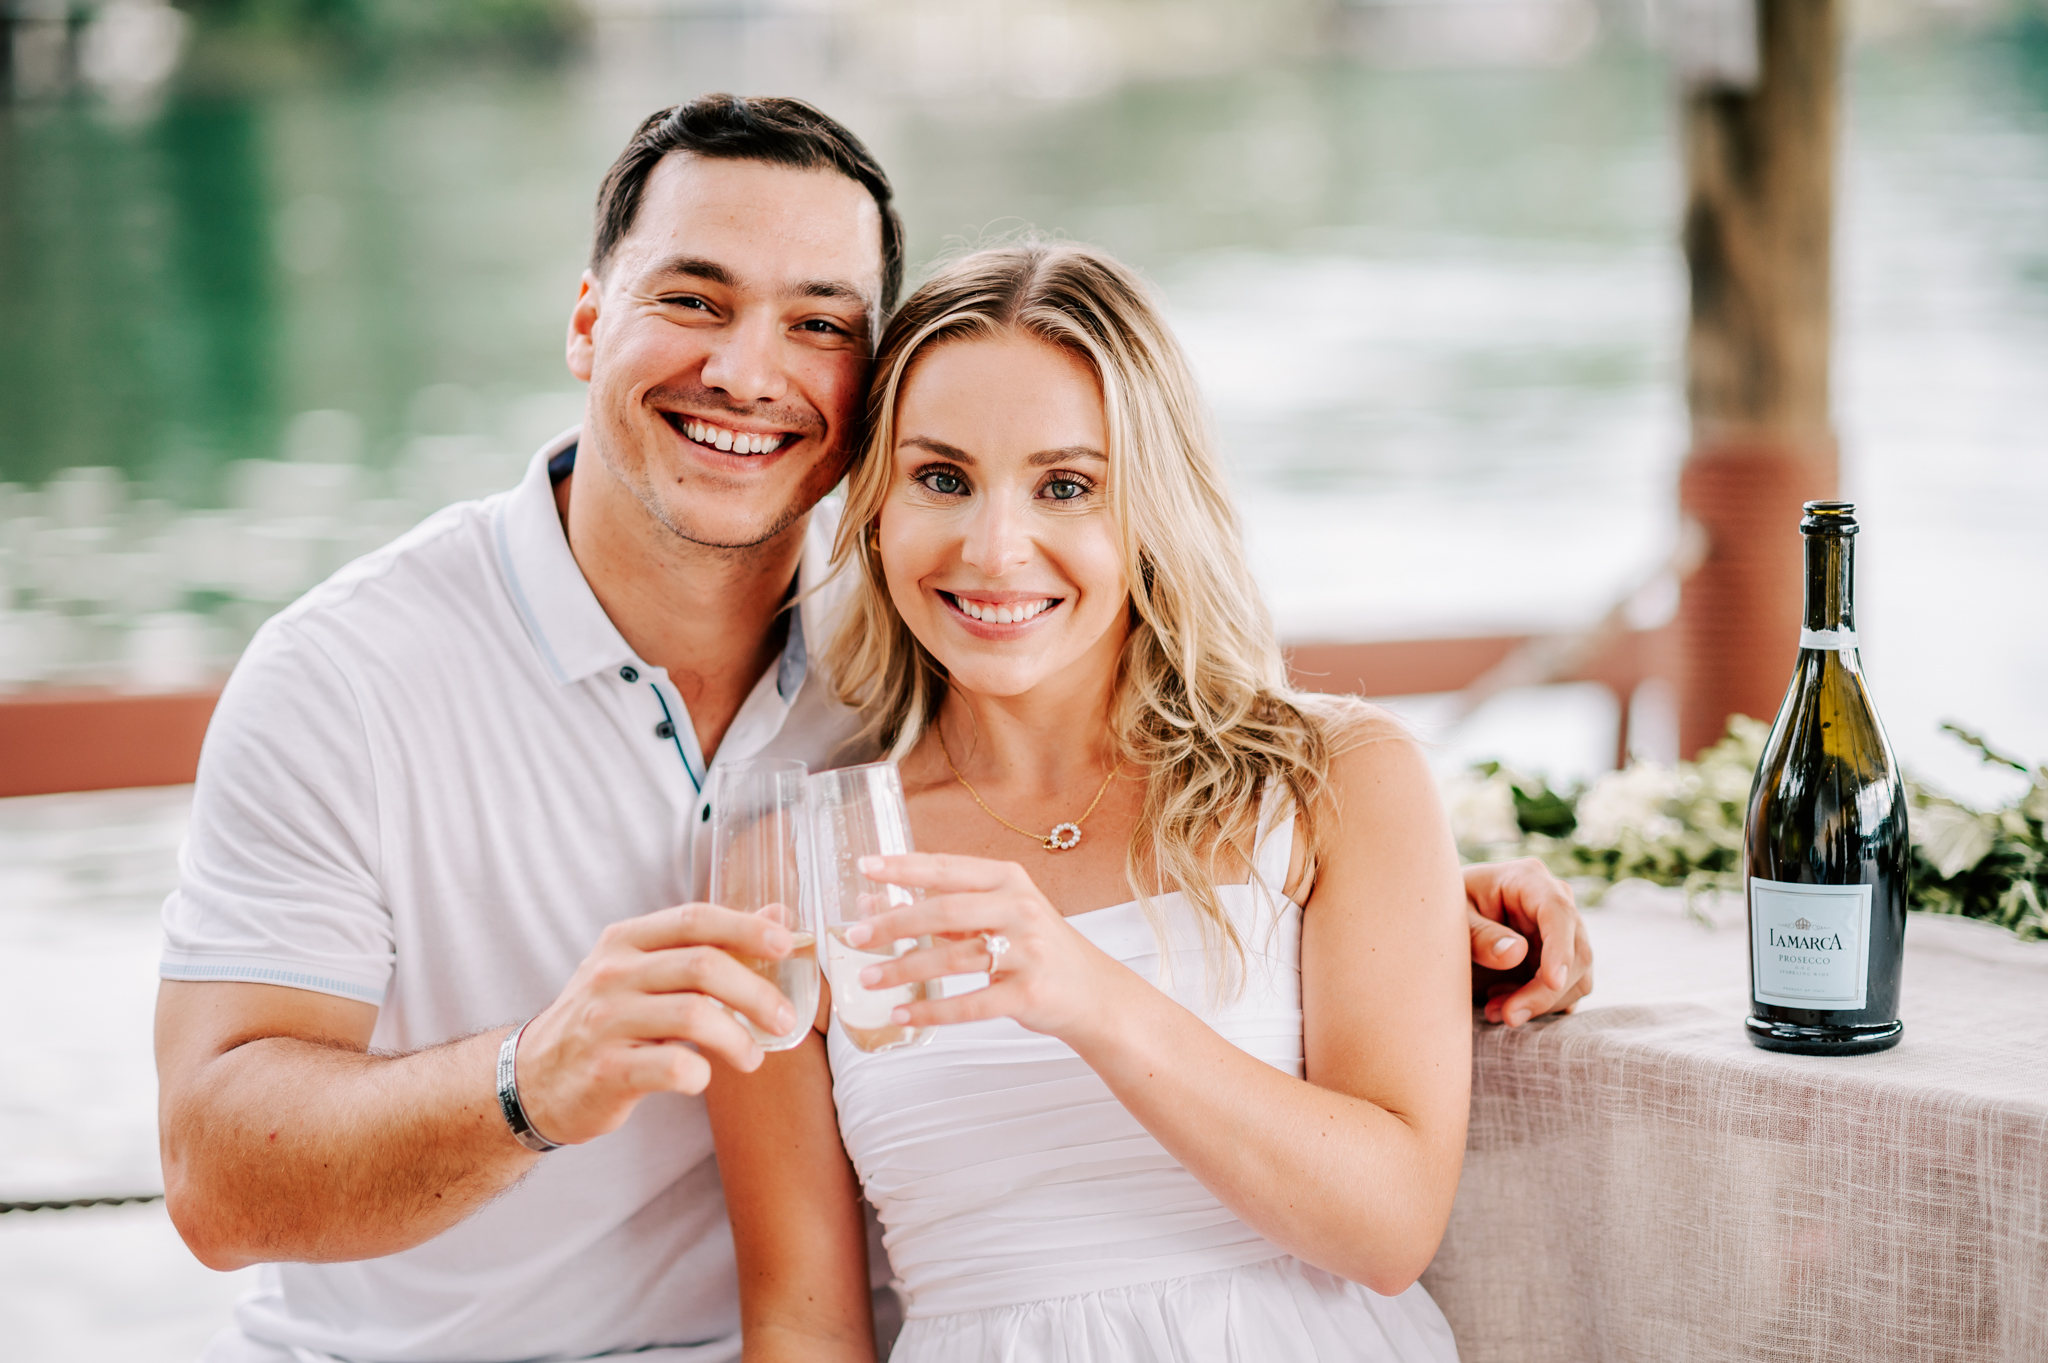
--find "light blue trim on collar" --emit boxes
[777,602,808,701]
[493,433,638,687]
[496,431,823,708]
[494,501,570,687]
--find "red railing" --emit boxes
[0,627,1674,799]
[0,689,222,798]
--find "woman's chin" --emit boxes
[902,607,1129,704]
[925,657,1059,702]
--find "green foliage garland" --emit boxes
[1442,718,2048,940]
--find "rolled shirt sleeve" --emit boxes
[161,618,392,1005]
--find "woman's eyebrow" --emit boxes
[898,438,1105,467]
[1028,445,1105,466]
[900,435,974,463]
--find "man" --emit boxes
[156,95,1590,1363]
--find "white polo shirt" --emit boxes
[161,432,866,1363]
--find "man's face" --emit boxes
[568,154,883,550]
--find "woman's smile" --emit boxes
[938,590,1064,634]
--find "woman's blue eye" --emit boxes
[1045,479,1086,501]
[923,471,965,495]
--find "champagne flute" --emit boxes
[707,759,817,1052]
[807,762,933,1054]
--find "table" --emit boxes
[1421,885,2048,1363]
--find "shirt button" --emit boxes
[619,665,639,683]
[654,720,676,741]
[701,805,712,822]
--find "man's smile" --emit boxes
[662,411,795,456]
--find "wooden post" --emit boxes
[1677,0,1842,757]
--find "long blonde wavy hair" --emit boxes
[827,240,1361,960]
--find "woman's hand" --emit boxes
[845,852,1132,1043]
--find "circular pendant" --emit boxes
[1046,822,1082,851]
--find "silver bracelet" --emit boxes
[496,1017,564,1153]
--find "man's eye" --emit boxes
[920,471,966,496]
[797,319,846,335]
[1044,479,1088,501]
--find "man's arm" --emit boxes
[156,982,516,1270]
[157,905,800,1271]
[1460,859,1595,1026]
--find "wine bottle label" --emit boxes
[1798,628,1858,650]
[1750,878,1873,1010]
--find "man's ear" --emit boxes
[566,270,601,382]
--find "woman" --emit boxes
[706,241,1470,1361]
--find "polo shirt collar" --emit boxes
[494,429,819,701]
[495,430,633,686]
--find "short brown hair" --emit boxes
[591,94,904,310]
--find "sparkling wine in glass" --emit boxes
[807,762,933,1055]
[708,759,817,1052]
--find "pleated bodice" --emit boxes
[829,809,1304,1317]
[825,801,1458,1362]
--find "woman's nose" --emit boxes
[959,495,1033,576]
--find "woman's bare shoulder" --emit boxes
[1298,692,1417,759]
[1280,695,1432,900]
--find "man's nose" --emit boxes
[698,311,789,406]
[960,495,1034,576]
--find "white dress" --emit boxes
[826,799,1461,1363]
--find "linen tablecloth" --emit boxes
[1421,888,2048,1363]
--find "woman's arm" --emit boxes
[850,731,1471,1295]
[704,1024,876,1362]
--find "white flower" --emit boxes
[1573,762,1683,849]
[2021,779,2048,829]
[1913,801,1997,880]
[1698,759,1755,807]
[1441,768,1522,849]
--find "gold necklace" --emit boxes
[937,727,1122,852]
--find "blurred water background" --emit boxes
[3,0,2045,792]
[4,1,2048,1357]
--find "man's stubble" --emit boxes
[594,380,848,559]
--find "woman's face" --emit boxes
[877,332,1130,703]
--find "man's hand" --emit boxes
[1460,859,1594,1027]
[157,902,800,1269]
[514,904,799,1146]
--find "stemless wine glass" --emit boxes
[707,758,817,1052]
[807,761,933,1054]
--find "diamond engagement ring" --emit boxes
[982,932,1011,970]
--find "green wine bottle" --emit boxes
[1743,501,1908,1055]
